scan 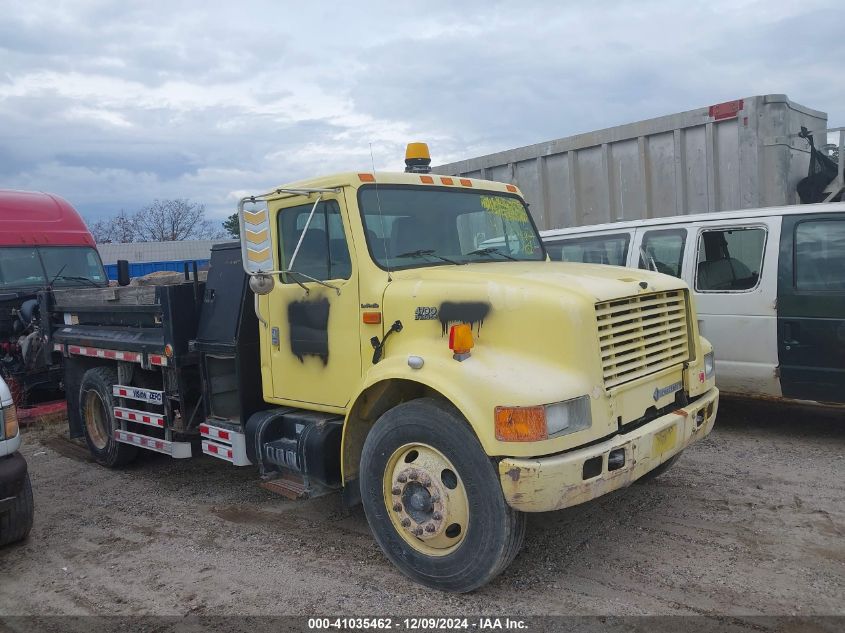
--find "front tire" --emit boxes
[0,472,34,546]
[79,367,138,468]
[360,398,525,592]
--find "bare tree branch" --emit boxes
[90,200,225,242]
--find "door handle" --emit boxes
[783,322,800,349]
[782,338,801,351]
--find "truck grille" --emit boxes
[596,290,690,389]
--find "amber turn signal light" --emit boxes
[362,311,382,324]
[448,323,474,354]
[495,406,548,442]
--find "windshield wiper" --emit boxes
[53,275,102,288]
[465,246,518,261]
[395,249,461,265]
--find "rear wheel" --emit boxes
[360,398,525,592]
[79,367,138,468]
[0,472,34,546]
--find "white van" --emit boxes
[0,375,33,545]
[541,202,845,407]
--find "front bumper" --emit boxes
[498,387,719,512]
[0,452,29,513]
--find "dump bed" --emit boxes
[48,281,204,368]
[433,94,828,230]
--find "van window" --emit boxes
[795,220,845,291]
[695,227,766,292]
[545,234,630,266]
[638,229,686,277]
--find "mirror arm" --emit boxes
[254,294,268,327]
[281,270,340,295]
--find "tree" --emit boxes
[223,212,240,238]
[134,199,224,241]
[88,210,136,243]
[89,199,225,243]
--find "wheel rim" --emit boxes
[83,389,110,450]
[383,443,470,556]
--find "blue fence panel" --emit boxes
[103,259,211,281]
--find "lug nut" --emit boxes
[392,503,402,512]
[420,475,431,486]
[432,512,442,521]
[397,474,407,483]
[425,523,436,533]
[413,527,424,536]
[431,494,441,503]
[401,518,411,528]
[408,472,418,480]
[391,486,401,495]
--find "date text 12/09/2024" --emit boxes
[308,617,528,630]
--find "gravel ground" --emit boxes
[0,400,842,617]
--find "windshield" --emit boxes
[359,186,545,270]
[0,246,107,290]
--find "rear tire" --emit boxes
[360,398,525,593]
[79,366,138,468]
[0,472,34,546]
[637,451,683,483]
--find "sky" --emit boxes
[1,0,843,225]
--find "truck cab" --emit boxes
[53,145,718,592]
[236,145,718,589]
[0,190,108,403]
[0,375,34,546]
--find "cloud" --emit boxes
[0,0,842,223]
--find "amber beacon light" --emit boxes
[404,142,432,174]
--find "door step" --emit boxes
[260,474,311,500]
[259,471,336,500]
[114,429,192,458]
[200,423,251,466]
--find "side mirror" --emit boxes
[249,274,275,295]
[117,260,131,286]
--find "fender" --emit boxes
[341,345,596,484]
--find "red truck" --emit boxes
[0,190,108,406]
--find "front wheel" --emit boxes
[360,398,525,593]
[0,472,34,546]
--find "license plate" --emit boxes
[653,424,677,454]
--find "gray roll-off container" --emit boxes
[432,94,827,230]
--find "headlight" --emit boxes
[545,395,592,437]
[1,404,19,440]
[704,351,715,379]
[494,395,592,441]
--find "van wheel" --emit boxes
[0,472,34,546]
[79,367,138,468]
[360,398,525,593]
[638,451,683,483]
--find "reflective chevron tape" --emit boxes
[68,345,142,363]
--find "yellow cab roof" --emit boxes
[269,171,522,196]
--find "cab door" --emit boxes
[777,212,845,403]
[265,192,361,408]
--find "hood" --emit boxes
[381,260,690,392]
[387,260,685,302]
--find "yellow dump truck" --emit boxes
[49,144,718,592]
